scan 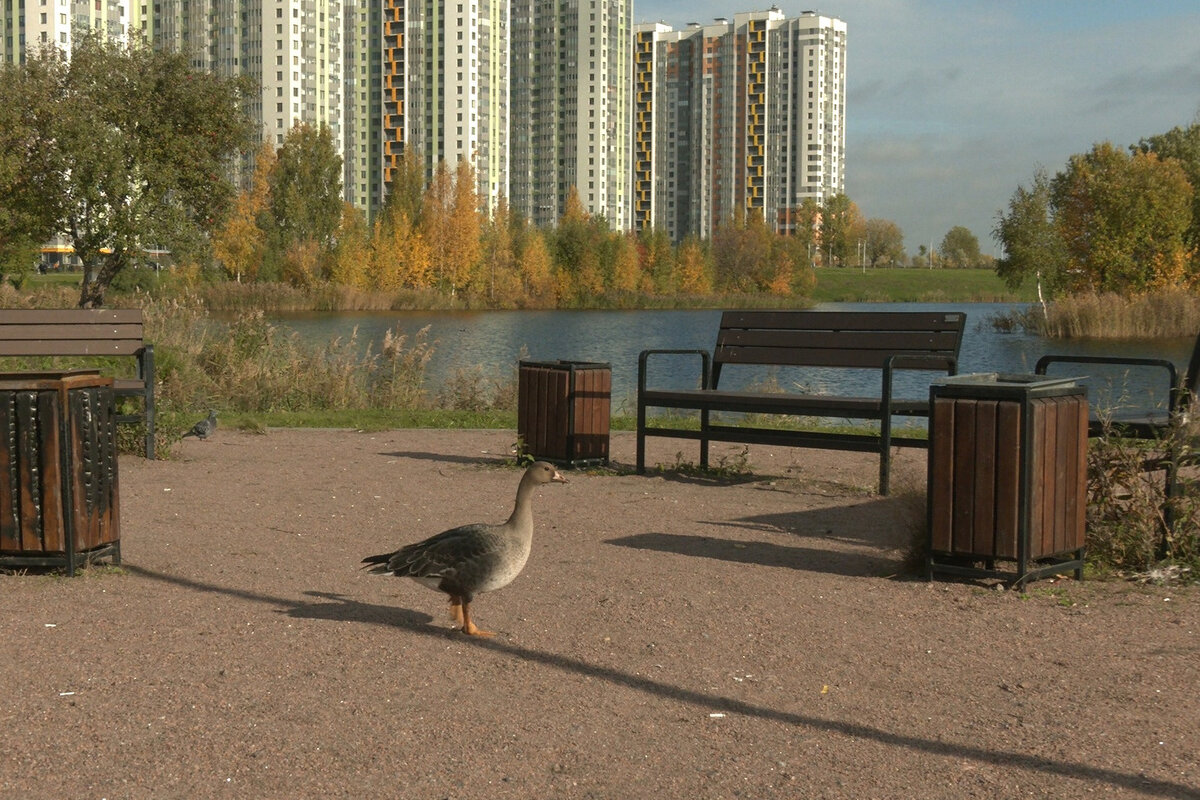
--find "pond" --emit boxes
[268,303,1191,416]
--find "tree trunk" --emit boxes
[78,271,106,308]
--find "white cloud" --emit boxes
[632,1,1200,255]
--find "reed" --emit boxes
[141,295,433,415]
[1038,290,1200,339]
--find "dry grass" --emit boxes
[1041,290,1200,339]
[142,295,433,414]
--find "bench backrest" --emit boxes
[712,310,966,386]
[0,309,146,357]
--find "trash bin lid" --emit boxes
[933,372,1086,399]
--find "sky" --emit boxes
[632,0,1200,257]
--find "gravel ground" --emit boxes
[2,428,1198,800]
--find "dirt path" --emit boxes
[2,429,1197,799]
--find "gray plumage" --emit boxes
[183,411,218,440]
[362,460,567,636]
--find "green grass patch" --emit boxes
[216,408,518,432]
[810,267,1034,303]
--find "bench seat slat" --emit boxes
[641,388,929,417]
[0,340,146,357]
[712,345,954,369]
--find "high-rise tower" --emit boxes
[634,9,846,240]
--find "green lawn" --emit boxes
[27,271,82,287]
[810,267,1033,303]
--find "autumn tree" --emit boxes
[611,233,641,295]
[517,229,555,306]
[214,141,275,282]
[442,158,483,295]
[863,218,905,267]
[373,204,431,290]
[711,207,773,291]
[637,227,676,293]
[419,160,453,291]
[938,226,982,269]
[675,236,713,294]
[328,202,371,289]
[474,198,522,306]
[1135,121,1200,251]
[1051,142,1192,293]
[1,33,256,306]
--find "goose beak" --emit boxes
[552,469,568,484]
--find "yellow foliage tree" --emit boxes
[768,249,794,295]
[611,233,640,294]
[373,207,432,290]
[475,198,522,306]
[676,237,712,294]
[444,158,482,295]
[213,140,274,282]
[518,230,555,306]
[328,202,371,288]
[282,238,322,288]
[419,160,453,290]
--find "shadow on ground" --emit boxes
[120,563,1190,800]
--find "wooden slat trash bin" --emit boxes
[926,373,1087,587]
[518,360,611,466]
[0,370,121,576]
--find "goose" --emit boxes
[362,461,567,636]
[183,411,218,440]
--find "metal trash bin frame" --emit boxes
[926,373,1087,587]
[517,360,611,467]
[0,370,121,576]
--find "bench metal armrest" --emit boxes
[881,353,958,414]
[1037,353,1183,415]
[638,349,711,393]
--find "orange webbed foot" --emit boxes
[460,604,494,636]
[460,623,495,637]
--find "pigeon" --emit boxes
[362,461,567,636]
[182,411,218,440]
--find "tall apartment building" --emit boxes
[508,0,632,228]
[2,0,134,62]
[384,0,510,214]
[150,0,347,203]
[634,9,846,240]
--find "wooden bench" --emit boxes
[1036,331,1200,534]
[0,309,156,459]
[636,310,966,494]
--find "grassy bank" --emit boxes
[26,266,1035,309]
[810,267,1035,303]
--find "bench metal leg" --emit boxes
[140,345,156,460]
[143,393,155,460]
[636,400,646,474]
[878,415,893,496]
[699,409,710,469]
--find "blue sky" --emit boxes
[633,1,1200,256]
